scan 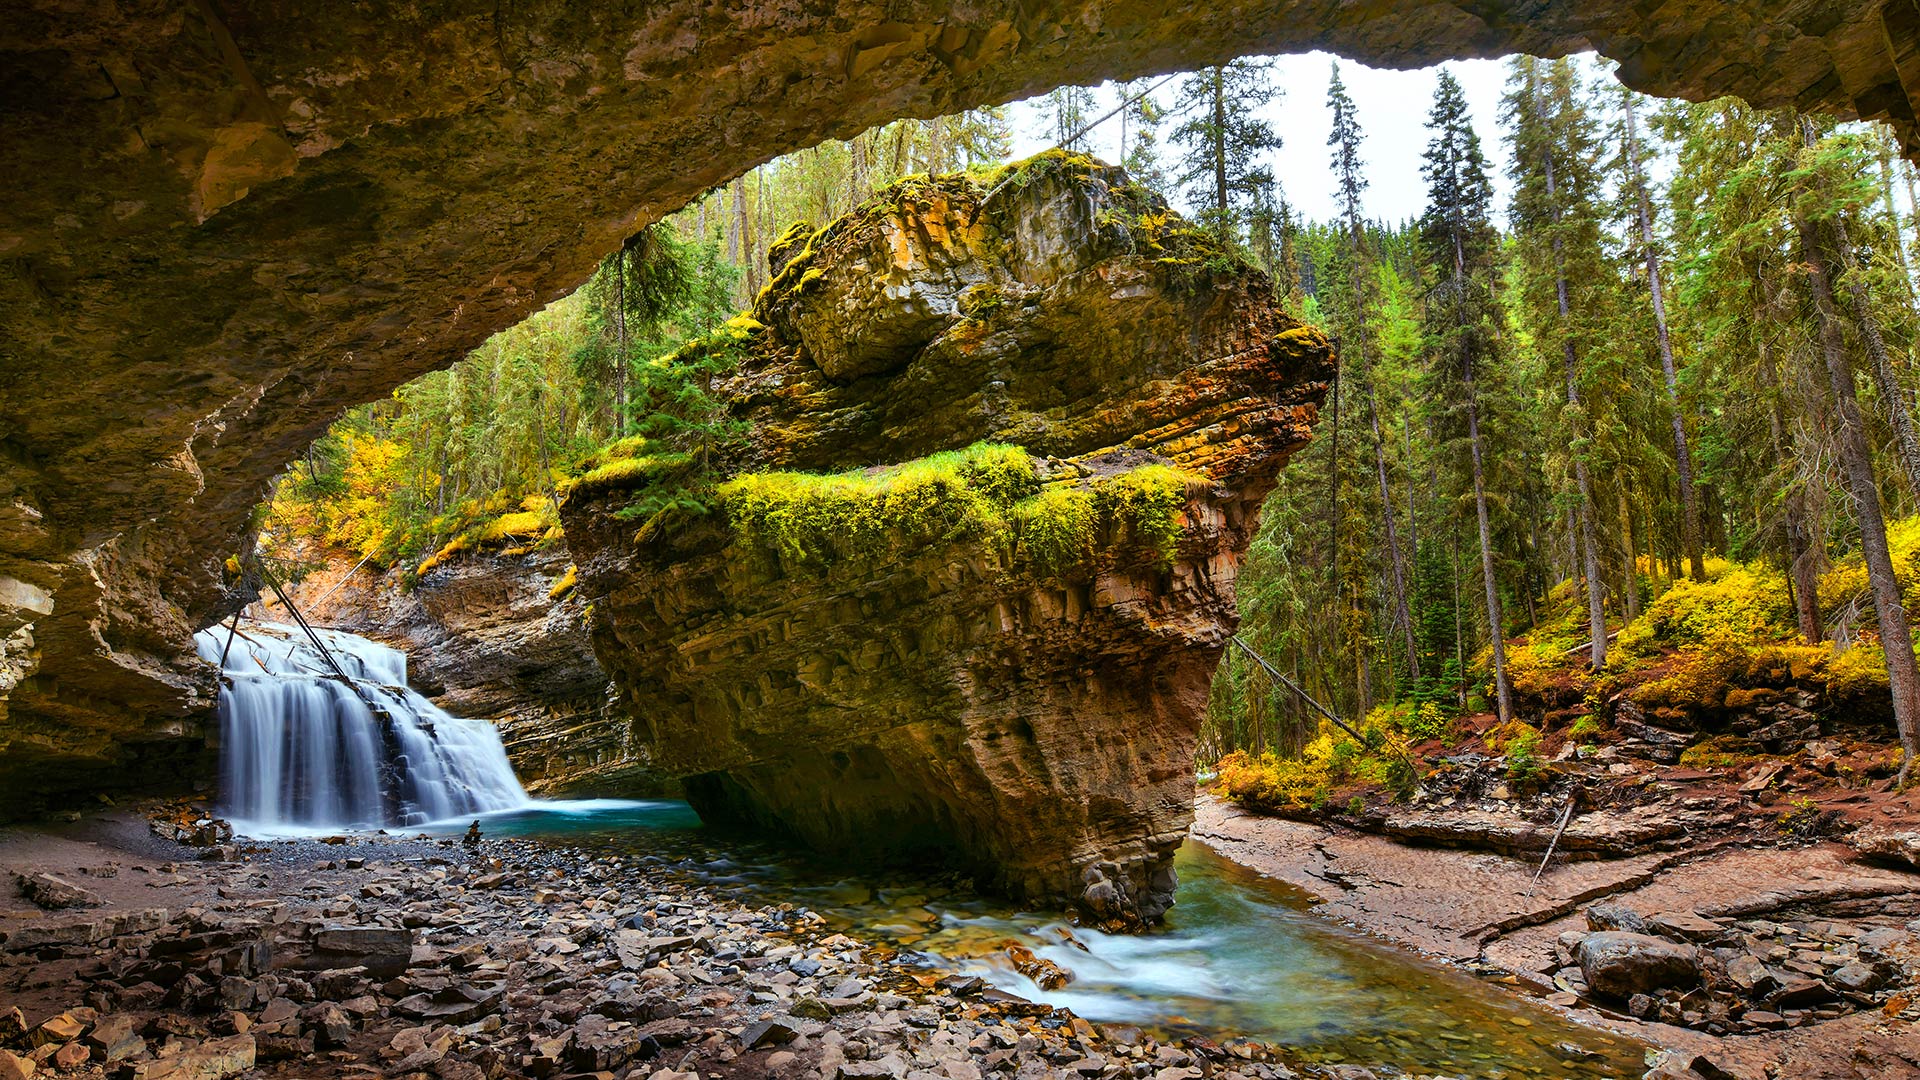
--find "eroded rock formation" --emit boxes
[5,0,1920,804]
[281,549,664,797]
[560,159,1332,923]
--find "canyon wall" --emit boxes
[560,159,1332,923]
[6,0,1919,805]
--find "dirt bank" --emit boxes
[1194,794,1920,1079]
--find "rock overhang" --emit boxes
[7,0,1920,806]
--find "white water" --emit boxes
[194,620,530,834]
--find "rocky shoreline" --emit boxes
[1194,795,1920,1079]
[1,814,1496,1080]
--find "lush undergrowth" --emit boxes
[1215,520,1920,817]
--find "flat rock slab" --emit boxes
[15,871,100,910]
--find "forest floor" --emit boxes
[1195,733,1920,1080]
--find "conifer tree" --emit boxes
[1170,59,1282,240]
[1420,70,1514,724]
[1045,86,1098,152]
[1507,57,1610,668]
[1327,61,1419,685]
[1115,78,1167,190]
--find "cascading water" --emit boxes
[194,620,530,832]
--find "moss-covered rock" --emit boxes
[561,157,1332,925]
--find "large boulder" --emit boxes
[562,157,1332,924]
[1574,931,1701,998]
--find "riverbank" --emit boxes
[2,809,1516,1080]
[1193,794,1920,1079]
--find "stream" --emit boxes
[436,800,1652,1079]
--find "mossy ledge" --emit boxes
[559,157,1333,926]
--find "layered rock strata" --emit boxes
[282,549,663,797]
[561,159,1332,923]
[7,0,1920,809]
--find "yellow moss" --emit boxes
[547,563,578,601]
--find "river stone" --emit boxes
[1573,932,1699,998]
[312,924,412,977]
[121,1034,255,1080]
[1830,961,1885,994]
[1584,904,1652,935]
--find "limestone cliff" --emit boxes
[281,549,664,798]
[5,0,1915,811]
[560,158,1332,924]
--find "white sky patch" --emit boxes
[1006,51,1520,228]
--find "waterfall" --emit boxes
[194,620,530,832]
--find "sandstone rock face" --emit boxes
[5,0,1919,805]
[561,160,1332,923]
[285,549,665,797]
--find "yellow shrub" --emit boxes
[1614,564,1791,659]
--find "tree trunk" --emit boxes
[1879,135,1917,302]
[611,250,628,437]
[1623,93,1706,581]
[1618,490,1641,621]
[1761,331,1824,644]
[1797,190,1920,783]
[1466,364,1514,724]
[1538,107,1608,669]
[1212,66,1229,238]
[1827,212,1920,496]
[1342,207,1418,684]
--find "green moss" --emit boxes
[1010,486,1098,574]
[561,454,686,499]
[719,444,1206,574]
[1092,464,1206,554]
[720,443,1036,565]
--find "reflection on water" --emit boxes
[450,800,1647,1078]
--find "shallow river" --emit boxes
[440,800,1649,1079]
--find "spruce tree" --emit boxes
[1506,56,1610,669]
[1327,60,1419,687]
[1045,86,1098,152]
[1170,59,1282,241]
[1115,79,1166,190]
[1419,70,1513,724]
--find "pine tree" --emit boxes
[1170,59,1282,241]
[1115,78,1166,190]
[1794,114,1920,783]
[1507,56,1610,669]
[1327,60,1419,687]
[1420,70,1514,724]
[1045,86,1098,152]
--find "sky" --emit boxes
[1004,51,1518,227]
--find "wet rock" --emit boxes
[1573,932,1699,998]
